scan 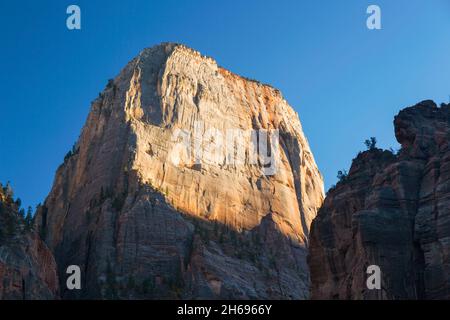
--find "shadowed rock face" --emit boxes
[35,43,324,299]
[309,100,450,300]
[0,187,59,299]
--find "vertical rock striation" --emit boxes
[36,43,324,299]
[309,100,450,299]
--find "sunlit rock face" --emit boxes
[309,100,450,300]
[35,43,324,299]
[0,187,59,299]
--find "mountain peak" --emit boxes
[35,44,324,299]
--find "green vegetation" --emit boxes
[337,169,348,183]
[106,79,114,89]
[112,192,127,211]
[141,277,155,295]
[0,182,35,241]
[24,206,34,231]
[188,215,266,267]
[64,143,80,162]
[126,275,136,291]
[364,137,377,150]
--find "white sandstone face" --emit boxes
[130,44,324,240]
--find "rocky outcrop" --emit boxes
[35,43,324,299]
[309,100,450,299]
[0,185,59,299]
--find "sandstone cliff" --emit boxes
[309,100,450,299]
[35,43,324,299]
[0,184,59,299]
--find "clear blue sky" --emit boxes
[1,0,450,210]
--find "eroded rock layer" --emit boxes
[0,186,59,299]
[36,43,324,299]
[309,100,450,299]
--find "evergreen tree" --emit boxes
[25,206,34,230]
[364,137,377,150]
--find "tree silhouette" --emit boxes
[364,137,377,150]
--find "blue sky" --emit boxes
[1,0,450,209]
